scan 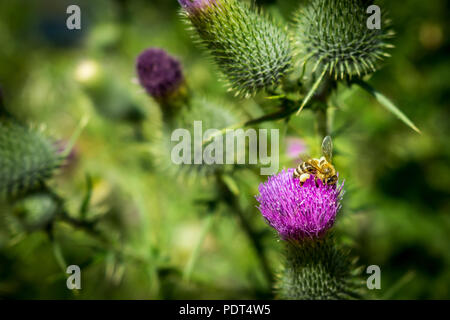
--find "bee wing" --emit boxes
[321,136,333,163]
[298,153,322,172]
[298,153,312,164]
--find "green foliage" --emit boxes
[293,0,393,80]
[277,236,363,300]
[184,0,292,97]
[76,60,146,124]
[0,119,62,199]
[150,96,246,179]
[0,0,448,300]
[83,78,146,123]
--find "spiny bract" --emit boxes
[278,237,363,300]
[181,0,292,97]
[0,119,63,198]
[294,0,394,80]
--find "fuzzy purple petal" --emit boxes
[178,0,216,13]
[136,48,184,99]
[256,169,344,242]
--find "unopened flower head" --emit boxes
[294,0,394,80]
[136,48,184,100]
[256,169,344,242]
[179,0,292,97]
[0,119,63,198]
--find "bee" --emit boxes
[293,136,338,187]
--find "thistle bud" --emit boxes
[136,48,185,101]
[256,169,362,299]
[179,0,292,97]
[0,119,63,199]
[136,48,188,121]
[12,193,59,231]
[294,0,393,80]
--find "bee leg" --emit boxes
[314,176,320,188]
[299,173,310,187]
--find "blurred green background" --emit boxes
[0,0,449,299]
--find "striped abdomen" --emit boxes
[294,161,317,178]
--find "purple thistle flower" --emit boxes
[178,0,216,13]
[256,169,344,242]
[136,48,184,100]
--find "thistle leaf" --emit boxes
[355,80,421,134]
[297,66,328,115]
[183,214,215,282]
[221,174,240,196]
[61,116,89,159]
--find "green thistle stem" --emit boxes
[297,65,328,115]
[217,173,274,287]
[202,102,298,146]
[183,213,215,282]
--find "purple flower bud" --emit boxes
[178,0,216,13]
[136,48,184,100]
[256,169,344,242]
